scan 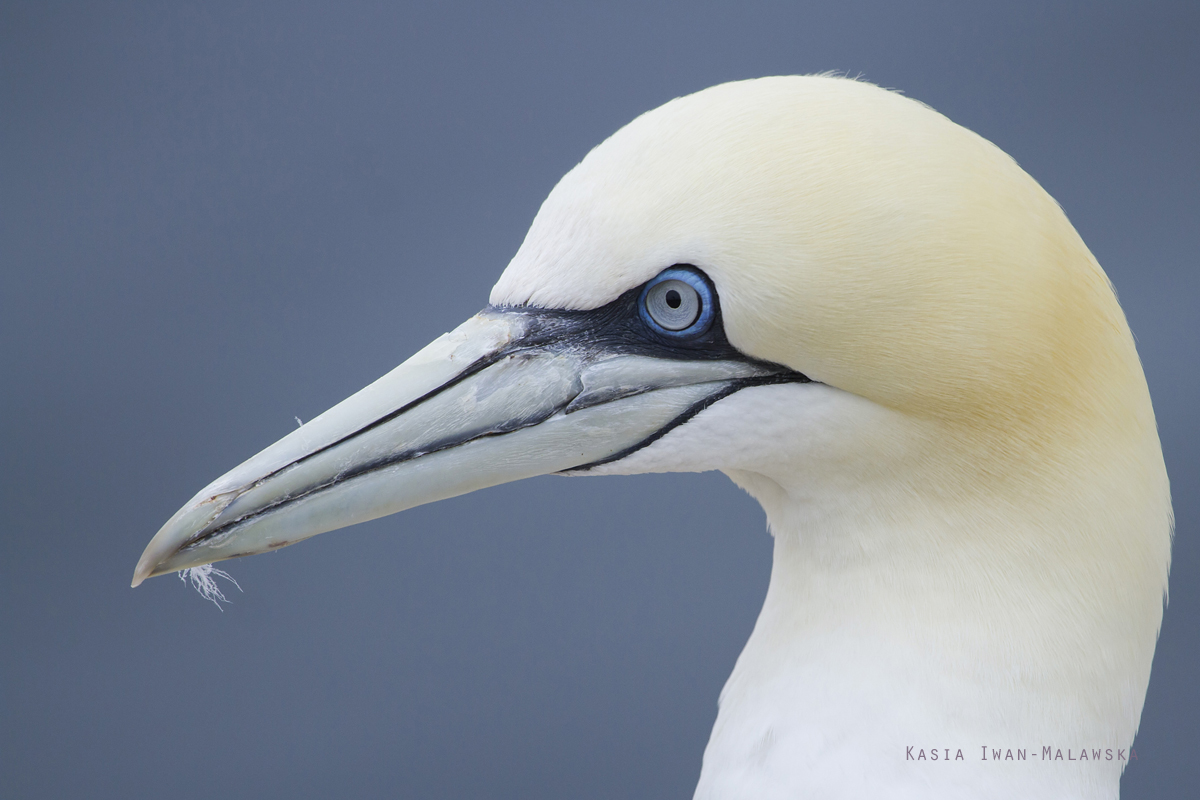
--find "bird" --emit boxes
[132,75,1171,799]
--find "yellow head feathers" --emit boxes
[494,76,1146,437]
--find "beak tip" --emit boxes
[132,544,165,588]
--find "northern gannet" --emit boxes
[132,76,1171,799]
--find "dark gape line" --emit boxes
[182,265,812,551]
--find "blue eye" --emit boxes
[638,267,716,337]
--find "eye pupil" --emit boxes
[642,277,703,332]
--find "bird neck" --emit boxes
[696,458,1159,800]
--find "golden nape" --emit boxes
[135,76,1171,800]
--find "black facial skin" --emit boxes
[490,264,811,469]
[496,265,757,362]
[359,264,810,468]
[179,265,810,551]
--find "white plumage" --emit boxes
[136,76,1171,799]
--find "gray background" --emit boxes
[2,2,1197,798]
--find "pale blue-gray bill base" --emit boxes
[134,76,1171,800]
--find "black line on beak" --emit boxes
[567,372,810,472]
[178,272,810,552]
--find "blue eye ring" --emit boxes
[638,266,716,337]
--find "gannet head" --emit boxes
[491,74,1171,584]
[133,76,1170,798]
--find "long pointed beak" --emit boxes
[133,305,798,587]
